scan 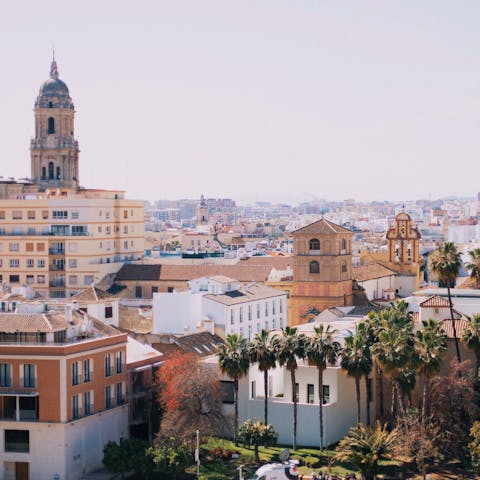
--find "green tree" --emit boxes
[430,242,463,362]
[103,438,151,480]
[272,326,306,450]
[238,419,278,463]
[334,421,397,480]
[462,313,480,375]
[469,421,480,471]
[305,324,340,449]
[466,247,480,286]
[146,443,191,480]
[415,319,447,422]
[217,333,250,445]
[247,329,277,425]
[341,330,372,425]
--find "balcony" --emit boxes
[49,279,65,287]
[83,371,93,383]
[0,230,88,237]
[84,403,94,416]
[48,247,65,255]
[49,264,65,271]
[72,407,82,420]
[117,394,126,405]
[105,397,114,409]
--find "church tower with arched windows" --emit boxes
[290,218,354,325]
[30,57,79,189]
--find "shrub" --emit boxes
[303,455,321,468]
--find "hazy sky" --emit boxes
[0,1,479,203]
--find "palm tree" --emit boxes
[305,324,341,449]
[271,326,306,450]
[466,248,480,286]
[462,313,480,375]
[372,317,415,418]
[217,333,250,445]
[415,319,447,422]
[430,242,462,362]
[341,330,372,425]
[334,421,397,480]
[247,329,277,425]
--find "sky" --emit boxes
[0,1,479,204]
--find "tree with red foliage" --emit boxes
[156,352,228,446]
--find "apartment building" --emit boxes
[0,57,144,298]
[0,306,129,480]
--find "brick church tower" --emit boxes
[290,218,354,324]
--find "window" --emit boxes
[12,211,22,220]
[26,243,34,252]
[71,211,79,219]
[307,384,314,404]
[116,382,124,404]
[341,261,347,273]
[105,226,111,235]
[219,381,235,404]
[23,364,35,388]
[322,385,330,404]
[72,225,87,235]
[42,210,49,219]
[9,275,19,283]
[309,238,320,250]
[72,362,80,386]
[72,394,81,419]
[105,306,113,318]
[0,363,11,387]
[151,286,158,295]
[230,309,234,325]
[251,380,256,399]
[124,210,128,219]
[84,359,92,382]
[280,300,283,314]
[84,391,93,415]
[272,300,276,315]
[26,275,34,285]
[135,286,142,298]
[105,385,113,409]
[341,238,347,251]
[9,243,19,252]
[248,305,252,321]
[257,303,260,319]
[84,275,94,286]
[309,260,320,274]
[5,430,29,453]
[239,308,243,323]
[52,210,68,220]
[37,259,45,268]
[116,351,123,373]
[265,302,268,317]
[48,116,55,134]
[69,259,77,268]
[69,242,77,253]
[37,242,45,252]
[27,211,35,220]
[0,211,4,220]
[26,259,34,268]
[37,275,45,284]
[105,355,112,377]
[9,259,19,268]
[69,275,78,286]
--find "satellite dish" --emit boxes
[279,448,290,462]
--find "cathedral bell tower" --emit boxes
[30,57,79,189]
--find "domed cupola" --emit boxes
[35,58,74,109]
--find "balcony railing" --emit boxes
[0,231,88,237]
[0,378,12,388]
[83,371,93,383]
[72,407,82,420]
[116,363,126,374]
[105,398,114,409]
[117,394,126,405]
[49,279,65,287]
[48,247,65,255]
[49,265,65,271]
[84,403,94,416]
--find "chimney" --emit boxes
[65,305,74,324]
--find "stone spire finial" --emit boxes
[50,51,59,79]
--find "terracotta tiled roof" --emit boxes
[0,313,68,333]
[159,264,274,282]
[240,256,293,269]
[72,286,114,303]
[441,318,469,338]
[352,263,396,282]
[292,218,353,236]
[419,295,452,308]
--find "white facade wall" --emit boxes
[0,406,128,480]
[203,295,288,340]
[394,274,417,297]
[237,364,369,447]
[84,300,119,327]
[358,275,395,301]
[448,225,477,244]
[152,291,203,334]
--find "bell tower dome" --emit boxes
[30,56,80,189]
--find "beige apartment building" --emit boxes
[0,58,144,298]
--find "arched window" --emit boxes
[341,238,347,250]
[309,261,320,274]
[48,117,55,134]
[56,166,61,179]
[341,261,347,273]
[48,162,54,180]
[309,238,320,250]
[48,101,53,108]
[41,166,46,180]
